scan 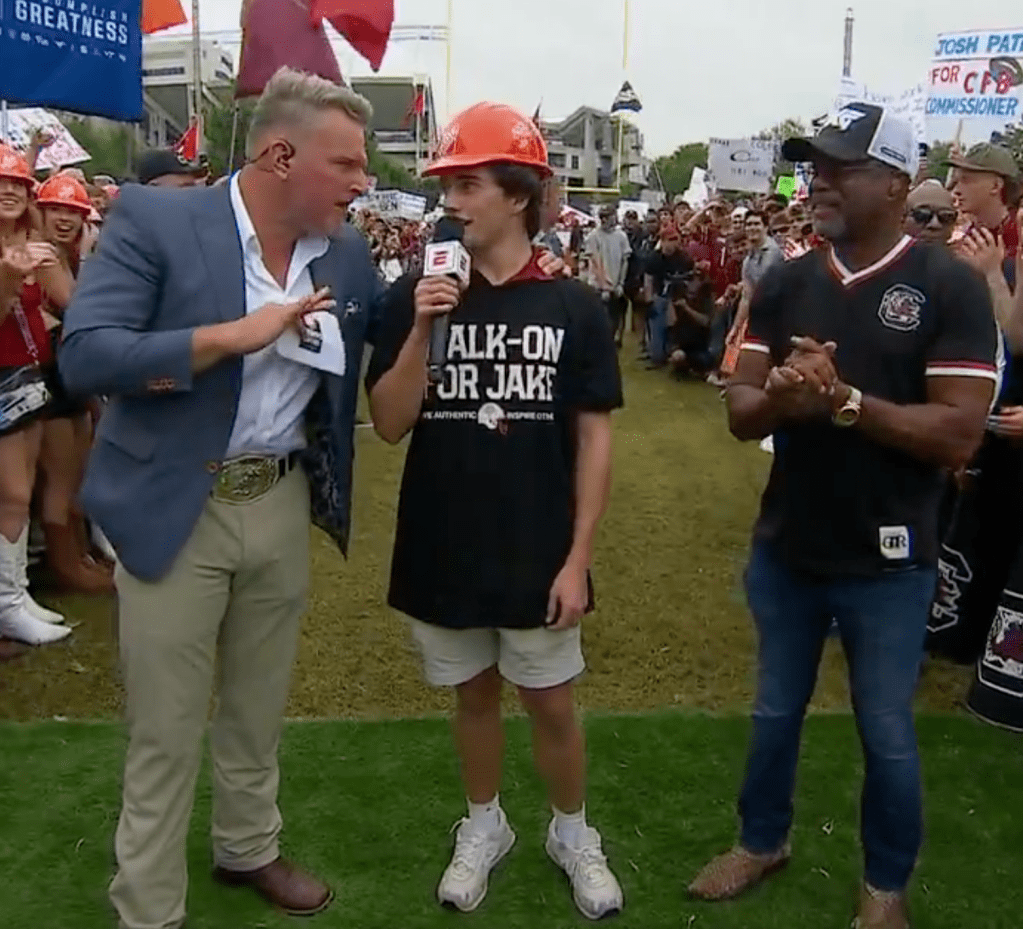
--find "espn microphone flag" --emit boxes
[310,0,395,71]
[236,0,343,98]
[610,81,643,114]
[142,0,187,34]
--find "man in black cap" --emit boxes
[137,148,207,188]
[688,103,997,929]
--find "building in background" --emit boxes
[351,74,437,176]
[140,37,235,148]
[542,106,650,195]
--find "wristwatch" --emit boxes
[833,385,863,427]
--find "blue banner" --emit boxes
[0,0,143,121]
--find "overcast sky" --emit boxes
[164,1,1022,156]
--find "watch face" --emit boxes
[834,406,858,427]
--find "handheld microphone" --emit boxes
[423,217,471,385]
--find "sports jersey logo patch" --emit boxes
[878,285,926,332]
[879,526,911,561]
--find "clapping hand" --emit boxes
[765,336,839,419]
[957,228,1005,277]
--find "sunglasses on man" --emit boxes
[910,207,957,226]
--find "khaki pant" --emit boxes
[109,468,310,929]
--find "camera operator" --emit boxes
[643,227,695,369]
[667,268,716,379]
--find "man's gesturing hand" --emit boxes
[231,287,335,356]
[546,561,589,630]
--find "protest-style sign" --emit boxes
[683,166,711,208]
[775,176,796,199]
[834,77,928,146]
[707,138,775,194]
[351,190,427,221]
[0,0,143,121]
[3,109,90,172]
[928,28,1023,142]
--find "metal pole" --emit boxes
[616,0,629,191]
[228,104,240,174]
[414,87,422,176]
[843,7,854,78]
[0,100,9,144]
[445,0,453,118]
[191,0,204,153]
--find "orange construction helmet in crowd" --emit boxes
[424,102,552,178]
[0,144,34,187]
[36,174,92,214]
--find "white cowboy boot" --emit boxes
[14,524,64,624]
[0,531,71,645]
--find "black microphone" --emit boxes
[422,216,470,385]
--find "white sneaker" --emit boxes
[437,810,516,912]
[546,820,624,920]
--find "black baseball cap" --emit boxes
[782,102,919,178]
[137,149,205,185]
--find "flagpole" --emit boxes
[445,0,453,118]
[191,0,204,154]
[616,0,629,192]
[228,104,240,174]
[415,86,422,175]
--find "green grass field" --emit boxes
[0,351,975,720]
[1,346,1018,928]
[1,715,1020,929]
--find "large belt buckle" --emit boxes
[214,455,277,504]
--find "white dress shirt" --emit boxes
[226,174,329,458]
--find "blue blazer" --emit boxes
[59,183,383,582]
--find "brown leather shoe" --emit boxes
[213,857,333,916]
[0,637,27,662]
[853,883,910,929]
[687,843,791,901]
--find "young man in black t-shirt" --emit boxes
[366,102,624,920]
[643,228,695,367]
[688,105,997,929]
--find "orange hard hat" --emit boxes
[0,144,34,187]
[424,102,552,178]
[36,174,92,214]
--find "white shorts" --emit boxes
[407,619,585,690]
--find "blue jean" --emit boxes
[738,540,936,892]
[646,296,668,364]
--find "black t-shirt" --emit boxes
[745,237,997,576]
[646,248,695,297]
[366,262,624,630]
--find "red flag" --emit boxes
[236,0,343,99]
[174,122,198,161]
[310,0,395,72]
[402,89,425,127]
[141,0,187,34]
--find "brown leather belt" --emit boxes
[211,452,300,505]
